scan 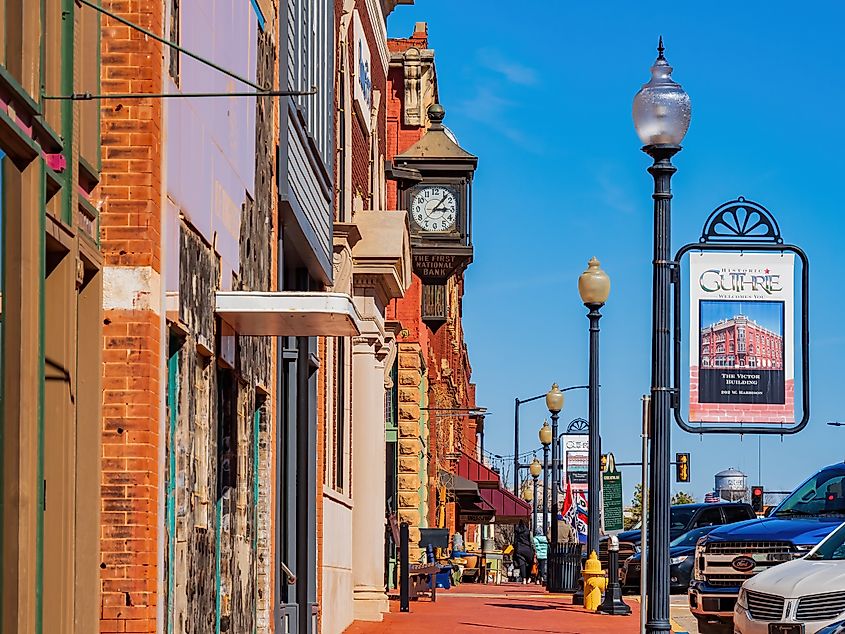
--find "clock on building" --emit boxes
[391,104,478,324]
[410,185,458,232]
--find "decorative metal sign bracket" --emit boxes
[671,197,810,436]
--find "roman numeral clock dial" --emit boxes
[411,186,457,232]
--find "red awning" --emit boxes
[457,453,500,489]
[479,487,531,523]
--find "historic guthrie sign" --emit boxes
[689,252,795,424]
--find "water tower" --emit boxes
[715,468,748,503]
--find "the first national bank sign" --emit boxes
[352,10,373,133]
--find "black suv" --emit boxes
[616,502,757,547]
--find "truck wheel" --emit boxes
[695,618,732,634]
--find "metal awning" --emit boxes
[438,470,481,501]
[215,291,363,336]
[458,453,500,489]
[479,487,531,524]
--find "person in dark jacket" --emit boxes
[512,521,535,584]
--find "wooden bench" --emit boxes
[408,563,440,602]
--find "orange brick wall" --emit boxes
[99,0,164,631]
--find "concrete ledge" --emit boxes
[215,291,363,336]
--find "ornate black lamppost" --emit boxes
[539,420,552,534]
[546,384,565,545]
[529,457,542,532]
[578,257,610,561]
[633,38,691,634]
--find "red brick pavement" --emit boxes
[343,582,641,634]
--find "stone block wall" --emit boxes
[396,342,427,558]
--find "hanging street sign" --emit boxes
[673,198,810,435]
[602,453,623,533]
[561,435,589,491]
[689,252,795,424]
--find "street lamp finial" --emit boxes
[658,36,665,59]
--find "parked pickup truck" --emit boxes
[689,461,845,634]
[615,501,757,547]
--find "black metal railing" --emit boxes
[547,543,582,593]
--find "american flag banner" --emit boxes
[575,489,589,543]
[704,492,720,503]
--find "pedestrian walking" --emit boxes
[533,529,549,584]
[556,503,578,544]
[512,520,535,584]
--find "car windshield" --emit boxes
[775,468,845,517]
[806,522,845,561]
[670,525,715,548]
[670,507,697,530]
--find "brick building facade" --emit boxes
[700,315,783,370]
[99,1,276,632]
[384,23,483,557]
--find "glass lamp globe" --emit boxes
[632,38,691,146]
[523,486,534,502]
[539,420,553,446]
[545,384,564,414]
[578,257,611,305]
[529,457,543,478]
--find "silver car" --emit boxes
[734,522,845,634]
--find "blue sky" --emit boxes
[387,3,845,505]
[700,301,783,335]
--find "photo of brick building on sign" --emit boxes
[700,313,784,371]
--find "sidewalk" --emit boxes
[344,582,642,634]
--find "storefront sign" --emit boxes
[689,252,795,424]
[352,11,372,133]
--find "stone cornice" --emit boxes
[351,210,412,305]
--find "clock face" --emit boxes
[411,186,458,232]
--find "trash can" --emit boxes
[547,543,583,593]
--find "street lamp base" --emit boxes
[597,585,632,616]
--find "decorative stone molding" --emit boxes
[333,222,362,295]
[390,47,435,127]
[351,210,412,306]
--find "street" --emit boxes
[671,595,700,634]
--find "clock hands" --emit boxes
[431,194,449,213]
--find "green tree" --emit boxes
[625,486,696,529]
[625,484,645,530]
[672,491,696,505]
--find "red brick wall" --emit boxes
[99,0,164,631]
[386,26,479,533]
[345,0,387,208]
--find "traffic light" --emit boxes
[600,454,608,472]
[751,486,764,513]
[675,453,690,483]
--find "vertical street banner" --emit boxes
[561,436,589,541]
[689,252,795,424]
[561,435,588,491]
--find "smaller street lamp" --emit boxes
[546,384,564,545]
[529,457,542,532]
[578,256,610,602]
[539,420,552,534]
